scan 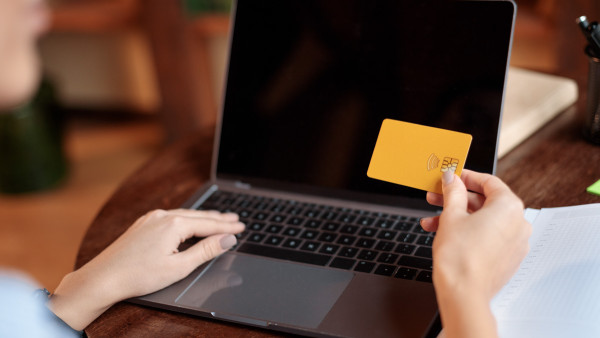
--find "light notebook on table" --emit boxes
[133,1,516,337]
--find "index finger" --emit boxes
[460,170,512,201]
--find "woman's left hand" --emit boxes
[49,209,245,330]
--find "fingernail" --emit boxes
[220,234,237,250]
[442,170,454,186]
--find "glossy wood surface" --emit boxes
[75,101,600,336]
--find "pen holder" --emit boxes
[584,46,600,144]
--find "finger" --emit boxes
[466,192,486,212]
[460,170,511,200]
[177,234,237,272]
[426,192,443,206]
[427,190,486,212]
[441,171,468,213]
[165,215,245,240]
[420,216,440,232]
[165,209,240,222]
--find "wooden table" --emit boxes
[75,102,600,336]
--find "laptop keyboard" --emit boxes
[198,190,434,283]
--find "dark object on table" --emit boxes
[0,78,67,193]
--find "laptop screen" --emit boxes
[217,0,514,204]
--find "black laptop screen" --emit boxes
[217,0,514,203]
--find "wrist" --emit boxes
[434,271,498,338]
[49,267,119,331]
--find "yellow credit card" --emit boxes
[367,119,472,194]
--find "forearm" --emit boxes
[435,284,498,338]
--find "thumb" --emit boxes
[178,234,237,273]
[441,170,468,213]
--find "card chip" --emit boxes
[440,157,459,173]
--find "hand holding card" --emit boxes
[367,119,472,194]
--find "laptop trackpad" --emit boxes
[175,253,353,328]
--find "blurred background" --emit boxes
[0,0,598,291]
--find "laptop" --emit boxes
[134,1,516,337]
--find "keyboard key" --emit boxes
[357,217,376,226]
[395,244,416,254]
[205,193,222,204]
[283,238,302,249]
[340,225,359,234]
[359,228,378,237]
[358,249,378,260]
[300,230,320,240]
[377,230,398,240]
[304,220,322,228]
[376,219,396,229]
[300,241,320,252]
[222,197,235,206]
[322,222,340,232]
[356,238,376,248]
[287,217,305,226]
[415,246,432,258]
[377,253,399,264]
[374,264,396,276]
[395,267,418,280]
[235,231,248,240]
[288,206,304,215]
[394,221,414,232]
[265,235,284,245]
[337,235,357,246]
[254,212,269,220]
[375,240,395,252]
[413,226,430,235]
[238,209,252,218]
[397,233,417,243]
[338,214,356,223]
[330,257,356,270]
[270,214,287,223]
[254,201,270,210]
[354,261,376,273]
[248,222,266,231]
[237,243,331,266]
[282,227,301,237]
[398,256,433,270]
[318,232,337,242]
[319,244,340,255]
[304,209,321,218]
[339,247,358,258]
[320,211,338,220]
[416,270,433,283]
[248,233,266,243]
[417,235,434,246]
[266,224,283,234]
[270,202,286,212]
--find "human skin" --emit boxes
[0,0,49,110]
[420,170,532,338]
[49,209,245,330]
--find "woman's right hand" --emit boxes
[420,170,532,338]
